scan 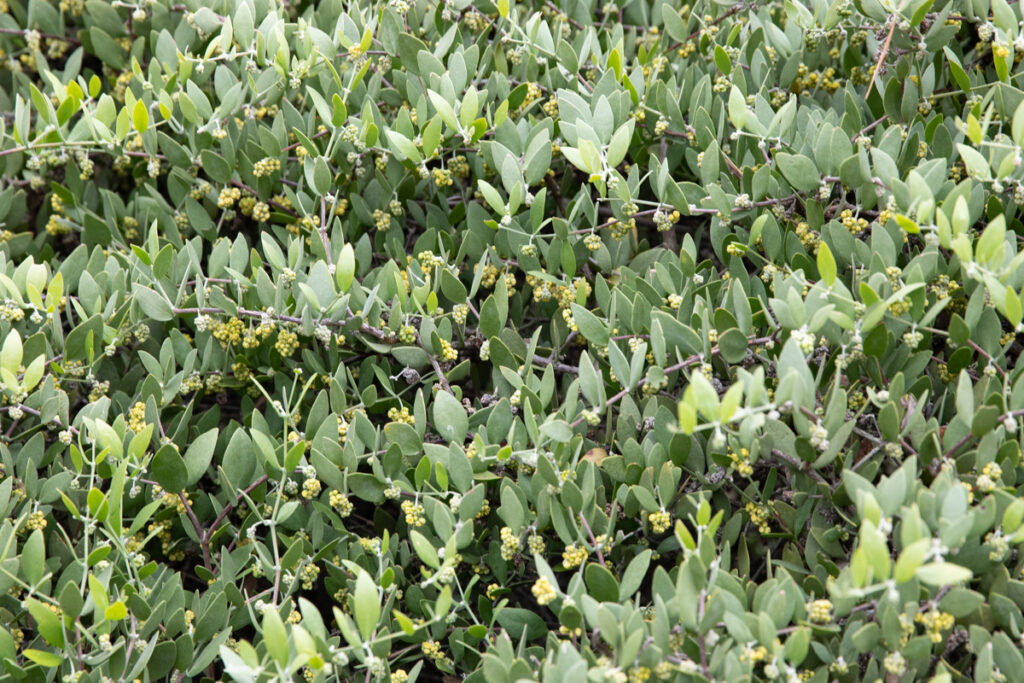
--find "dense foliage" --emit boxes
[2,0,1024,680]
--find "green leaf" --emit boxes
[957,143,991,180]
[728,86,746,130]
[584,563,620,602]
[23,353,44,392]
[27,598,64,647]
[478,180,506,215]
[337,243,355,292]
[570,304,609,345]
[354,571,380,641]
[441,269,467,302]
[105,600,127,621]
[499,484,525,529]
[775,153,820,192]
[393,610,416,635]
[817,241,837,286]
[433,390,468,444]
[151,444,188,492]
[184,428,218,486]
[422,116,442,158]
[22,529,45,585]
[619,550,652,600]
[661,5,689,41]
[132,99,149,133]
[916,562,972,586]
[940,588,985,617]
[332,93,347,127]
[677,400,697,434]
[893,538,930,583]
[718,328,749,364]
[428,90,458,130]
[495,607,547,640]
[686,371,720,420]
[976,214,1006,265]
[479,295,501,338]
[262,608,289,667]
[132,284,174,321]
[312,157,331,196]
[385,129,422,162]
[1,329,22,376]
[607,120,634,168]
[23,649,64,667]
[539,419,573,444]
[409,530,439,568]
[966,113,983,145]
[714,45,732,75]
[784,627,810,666]
[200,149,232,184]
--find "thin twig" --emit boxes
[178,492,212,571]
[578,514,606,567]
[770,448,832,489]
[1,404,78,434]
[318,196,333,268]
[0,27,80,44]
[864,17,897,100]
[203,474,270,572]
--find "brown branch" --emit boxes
[578,513,606,567]
[202,474,270,572]
[0,27,80,44]
[179,492,212,572]
[172,306,397,343]
[571,335,774,428]
[770,448,832,489]
[230,180,297,216]
[865,17,897,100]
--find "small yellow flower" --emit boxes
[648,509,671,534]
[562,543,587,569]
[531,576,557,605]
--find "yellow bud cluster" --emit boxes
[299,563,320,590]
[500,526,520,560]
[252,201,270,222]
[793,221,819,251]
[218,187,242,208]
[477,264,500,288]
[212,317,245,346]
[648,510,671,534]
[301,479,321,500]
[329,490,354,517]
[373,209,391,231]
[928,275,960,300]
[807,599,833,624]
[421,640,445,664]
[531,576,557,605]
[253,157,281,177]
[432,167,454,187]
[275,329,299,357]
[401,500,426,526]
[745,502,772,534]
[839,209,869,235]
[728,447,753,476]
[239,196,256,216]
[24,510,47,531]
[439,338,458,362]
[128,401,147,433]
[561,543,587,568]
[388,406,414,424]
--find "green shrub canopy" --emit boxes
[0,0,1023,681]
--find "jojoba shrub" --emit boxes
[1,0,1024,681]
